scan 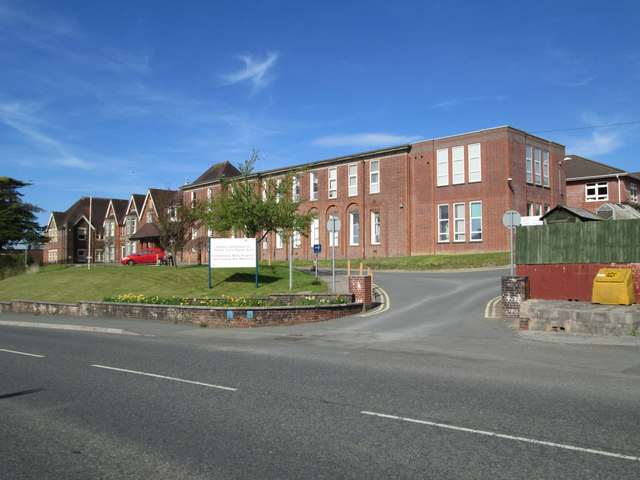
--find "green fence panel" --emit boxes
[516,219,640,264]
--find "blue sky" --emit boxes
[1,0,639,226]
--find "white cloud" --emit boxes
[311,133,420,148]
[564,131,623,156]
[432,95,508,109]
[220,52,279,91]
[0,102,95,170]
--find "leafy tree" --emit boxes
[0,177,47,250]
[155,197,199,268]
[195,151,312,244]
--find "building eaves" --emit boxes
[565,155,626,180]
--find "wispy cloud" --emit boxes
[220,52,279,92]
[432,95,508,109]
[311,133,420,148]
[564,131,623,156]
[0,102,95,169]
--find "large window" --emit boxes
[78,227,87,240]
[48,250,58,263]
[438,204,449,242]
[311,216,319,247]
[370,210,381,245]
[77,249,87,262]
[468,143,481,183]
[534,148,541,184]
[328,214,339,247]
[631,183,638,202]
[453,202,466,242]
[349,211,360,246]
[293,176,300,201]
[437,148,449,186]
[328,168,337,199]
[542,151,549,187]
[348,164,358,196]
[310,172,318,201]
[370,160,380,194]
[470,201,482,241]
[452,146,464,184]
[526,145,533,183]
[586,182,608,201]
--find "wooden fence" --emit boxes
[516,219,640,264]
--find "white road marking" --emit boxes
[361,411,640,462]
[91,364,237,391]
[0,348,45,358]
[0,321,138,335]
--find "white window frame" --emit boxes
[311,216,319,247]
[48,249,58,263]
[542,150,549,187]
[534,148,542,185]
[370,210,381,245]
[585,182,608,201]
[293,176,300,202]
[468,143,481,183]
[452,146,465,184]
[310,172,318,201]
[293,230,301,249]
[349,211,360,246]
[328,167,337,199]
[348,164,358,197]
[78,227,87,241]
[453,202,466,242]
[526,145,533,183]
[469,201,482,242]
[147,212,153,223]
[207,188,213,199]
[328,214,339,247]
[437,148,449,186]
[369,160,380,194]
[438,204,449,243]
[276,230,283,249]
[630,183,638,202]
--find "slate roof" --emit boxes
[147,189,182,211]
[540,204,605,222]
[186,161,241,188]
[129,222,159,240]
[48,197,128,231]
[565,155,640,180]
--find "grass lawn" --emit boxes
[0,264,326,303]
[283,251,510,271]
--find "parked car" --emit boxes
[121,248,164,265]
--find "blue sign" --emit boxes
[313,244,322,254]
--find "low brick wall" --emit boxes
[517,263,640,302]
[0,298,363,327]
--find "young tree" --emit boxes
[0,177,47,250]
[195,151,312,244]
[155,198,199,268]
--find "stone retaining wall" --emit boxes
[0,297,363,328]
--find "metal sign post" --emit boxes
[313,244,321,281]
[327,217,341,293]
[502,210,521,276]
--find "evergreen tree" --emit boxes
[0,177,47,250]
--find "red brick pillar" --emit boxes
[349,275,372,311]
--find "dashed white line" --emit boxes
[361,411,640,462]
[0,348,45,358]
[91,364,237,391]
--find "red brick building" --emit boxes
[565,155,640,210]
[181,126,566,263]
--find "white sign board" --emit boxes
[209,238,256,268]
[520,216,543,226]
